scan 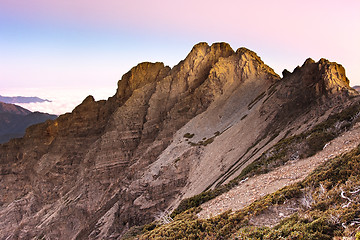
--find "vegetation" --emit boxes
[188,135,218,147]
[121,102,360,239]
[171,102,360,218]
[240,101,360,179]
[183,133,195,138]
[132,144,360,239]
[170,185,234,218]
[240,114,248,120]
[234,145,360,239]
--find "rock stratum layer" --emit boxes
[0,42,357,239]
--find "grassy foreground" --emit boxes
[124,144,360,239]
[171,102,360,218]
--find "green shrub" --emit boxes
[184,133,194,138]
[138,144,360,239]
[142,102,360,239]
[143,222,158,232]
[241,114,248,120]
[306,131,335,157]
[173,103,360,220]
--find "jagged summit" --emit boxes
[114,42,278,104]
[115,62,170,100]
[188,42,234,56]
[282,57,353,97]
[0,42,357,239]
[302,57,316,65]
[81,95,95,104]
[235,47,266,64]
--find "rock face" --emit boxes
[0,42,357,239]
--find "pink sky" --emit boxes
[1,0,360,114]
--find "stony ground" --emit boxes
[197,122,360,219]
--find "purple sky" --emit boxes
[1,0,360,114]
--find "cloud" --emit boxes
[2,87,115,115]
[17,100,81,115]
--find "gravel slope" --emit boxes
[197,122,360,219]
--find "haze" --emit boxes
[1,0,359,115]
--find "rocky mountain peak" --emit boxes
[236,47,261,59]
[188,42,234,57]
[0,102,31,116]
[184,42,234,66]
[209,42,234,54]
[115,62,171,100]
[302,57,316,65]
[188,42,209,54]
[81,95,95,104]
[232,47,279,80]
[287,58,353,96]
[317,58,350,89]
[282,69,291,78]
[0,42,358,240]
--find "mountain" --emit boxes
[0,102,57,144]
[0,42,359,239]
[0,101,31,115]
[0,95,51,104]
[352,85,360,92]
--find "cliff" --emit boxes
[0,42,358,239]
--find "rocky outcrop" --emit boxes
[0,42,357,239]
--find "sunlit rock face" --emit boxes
[0,42,357,239]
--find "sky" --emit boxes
[1,0,360,115]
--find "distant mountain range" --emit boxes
[352,85,360,92]
[0,101,57,144]
[0,95,51,104]
[0,101,31,115]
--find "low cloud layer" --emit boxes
[2,88,115,115]
[17,100,82,115]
